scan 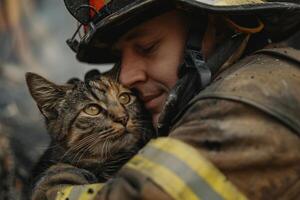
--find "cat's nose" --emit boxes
[114,115,129,126]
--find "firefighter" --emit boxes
[32,0,300,199]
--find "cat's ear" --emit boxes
[67,77,81,85]
[25,72,69,119]
[102,63,120,82]
[84,69,102,82]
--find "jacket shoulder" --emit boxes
[192,47,300,135]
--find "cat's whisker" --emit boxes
[105,139,112,159]
[67,129,115,163]
[75,149,89,165]
[102,139,109,160]
[61,141,91,162]
[67,140,97,163]
[69,128,113,152]
[59,150,72,163]
[103,139,113,161]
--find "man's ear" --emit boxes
[25,72,68,120]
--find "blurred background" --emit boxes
[0,0,110,198]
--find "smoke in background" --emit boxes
[0,0,111,196]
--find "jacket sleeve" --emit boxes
[169,99,300,199]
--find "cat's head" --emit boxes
[26,72,154,162]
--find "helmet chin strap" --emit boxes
[157,21,249,135]
[178,19,212,88]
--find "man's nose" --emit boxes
[119,51,147,88]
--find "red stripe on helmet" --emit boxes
[84,0,105,33]
[89,0,105,17]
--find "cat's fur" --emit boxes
[26,71,155,183]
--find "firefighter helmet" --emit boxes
[64,0,300,63]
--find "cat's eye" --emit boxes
[83,104,102,116]
[119,93,131,105]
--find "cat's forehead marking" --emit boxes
[99,77,122,94]
[89,80,108,91]
[87,77,132,105]
[87,78,117,102]
[85,81,105,102]
[102,78,120,99]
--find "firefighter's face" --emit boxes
[115,11,187,126]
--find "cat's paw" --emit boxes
[31,163,97,200]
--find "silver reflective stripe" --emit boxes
[68,186,85,200]
[140,145,224,200]
[126,138,248,200]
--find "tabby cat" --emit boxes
[26,71,155,182]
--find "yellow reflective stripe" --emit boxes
[56,186,73,200]
[137,146,224,200]
[214,0,265,6]
[56,184,104,200]
[149,138,248,200]
[127,155,201,200]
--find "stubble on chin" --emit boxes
[152,113,160,127]
[137,81,172,127]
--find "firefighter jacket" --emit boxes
[32,46,300,200]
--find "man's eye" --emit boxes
[83,104,102,116]
[136,42,158,55]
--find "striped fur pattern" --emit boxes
[26,72,154,181]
